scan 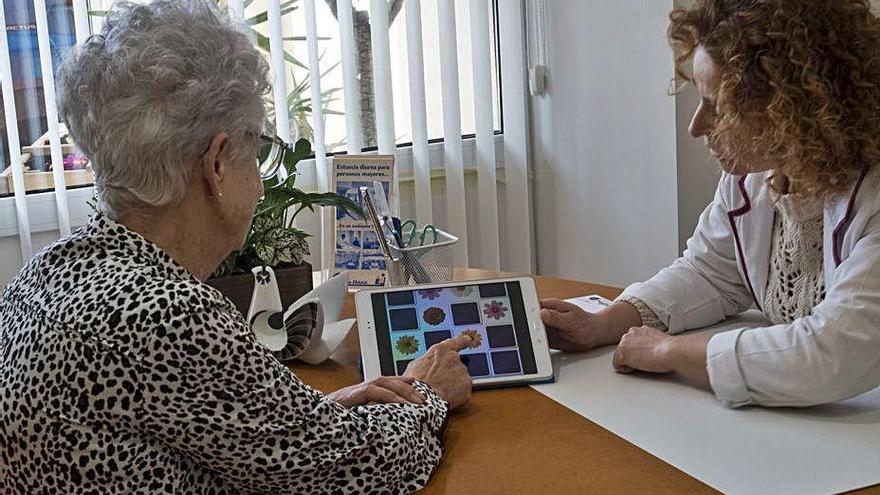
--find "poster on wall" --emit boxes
[331,154,395,289]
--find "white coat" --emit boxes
[621,166,880,407]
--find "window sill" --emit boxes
[0,135,514,239]
[0,187,96,237]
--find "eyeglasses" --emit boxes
[257,133,292,180]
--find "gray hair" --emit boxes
[57,0,270,218]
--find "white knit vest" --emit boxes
[621,194,826,329]
[762,194,826,325]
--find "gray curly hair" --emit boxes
[57,0,270,218]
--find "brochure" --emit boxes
[331,154,395,288]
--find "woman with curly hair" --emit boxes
[540,0,880,407]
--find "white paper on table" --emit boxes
[531,310,880,495]
[564,294,614,314]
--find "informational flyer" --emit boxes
[331,154,395,288]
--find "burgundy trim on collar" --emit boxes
[729,175,753,217]
[832,166,870,267]
[726,175,762,311]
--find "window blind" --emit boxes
[0,1,33,260]
[34,0,71,238]
[0,0,535,284]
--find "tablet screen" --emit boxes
[370,281,538,378]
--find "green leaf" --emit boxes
[276,138,312,180]
[213,251,239,278]
[280,2,299,16]
[245,2,298,26]
[283,36,331,41]
[262,175,281,191]
[256,187,363,223]
[88,10,108,16]
[246,12,268,25]
[319,60,341,79]
[251,213,283,232]
[253,32,308,70]
[293,138,312,160]
[252,226,309,266]
[291,76,310,96]
[310,192,363,218]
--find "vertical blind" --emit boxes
[403,0,431,228]
[0,1,34,260]
[34,0,71,239]
[436,0,468,267]
[1,0,534,279]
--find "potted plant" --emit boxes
[206,137,361,314]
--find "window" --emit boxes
[1,0,533,279]
[252,0,502,154]
[0,0,84,198]
[0,0,503,197]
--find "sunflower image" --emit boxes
[423,307,446,326]
[395,335,420,355]
[461,329,482,349]
[454,286,474,297]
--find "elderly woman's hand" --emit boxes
[330,334,474,410]
[404,334,474,410]
[327,376,426,407]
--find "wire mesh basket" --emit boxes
[387,228,459,286]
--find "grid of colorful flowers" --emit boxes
[384,283,524,377]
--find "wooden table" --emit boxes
[290,269,879,494]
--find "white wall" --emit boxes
[531,0,880,286]
[675,81,719,252]
[531,0,683,287]
[0,237,24,286]
[0,231,61,286]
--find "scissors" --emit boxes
[368,182,405,248]
[400,220,438,247]
[359,187,395,260]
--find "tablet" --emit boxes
[355,277,554,388]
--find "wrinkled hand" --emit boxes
[540,298,609,352]
[404,334,474,410]
[612,326,673,374]
[327,376,426,407]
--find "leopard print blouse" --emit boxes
[0,215,447,494]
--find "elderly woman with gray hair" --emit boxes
[0,1,472,493]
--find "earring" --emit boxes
[218,191,224,198]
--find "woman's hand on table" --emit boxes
[404,334,474,410]
[612,327,712,389]
[327,376,427,407]
[539,299,641,352]
[611,326,674,373]
[329,335,474,410]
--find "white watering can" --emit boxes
[246,268,354,365]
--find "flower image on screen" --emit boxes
[372,282,538,378]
